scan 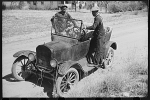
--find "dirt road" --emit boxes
[2,15,148,97]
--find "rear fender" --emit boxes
[58,61,85,80]
[13,50,36,58]
[104,41,117,59]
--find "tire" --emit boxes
[11,56,32,81]
[56,68,79,97]
[103,47,114,70]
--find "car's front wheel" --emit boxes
[103,47,114,70]
[56,68,79,97]
[11,56,32,81]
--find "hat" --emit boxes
[91,7,99,12]
[60,4,68,9]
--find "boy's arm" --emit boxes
[67,13,78,28]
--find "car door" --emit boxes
[71,40,91,61]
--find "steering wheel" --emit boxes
[73,27,80,33]
[82,28,87,36]
[82,23,88,35]
[73,26,87,40]
[72,27,80,38]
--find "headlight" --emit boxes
[50,59,57,68]
[28,53,35,61]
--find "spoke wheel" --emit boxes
[11,56,32,81]
[104,47,114,69]
[56,68,79,97]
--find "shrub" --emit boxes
[107,1,147,13]
[2,3,6,10]
[86,3,93,10]
[142,7,148,12]
[4,3,20,10]
[107,2,122,13]
[10,5,20,10]
[18,1,25,9]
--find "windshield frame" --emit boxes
[51,16,83,39]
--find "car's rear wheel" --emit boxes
[56,68,79,97]
[11,56,32,81]
[103,47,114,70]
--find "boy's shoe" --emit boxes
[100,59,105,69]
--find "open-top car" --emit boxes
[11,16,117,97]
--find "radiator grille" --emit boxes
[36,45,51,70]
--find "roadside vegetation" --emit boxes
[65,49,148,97]
[2,1,148,13]
[107,1,147,13]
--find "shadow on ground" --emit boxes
[2,74,19,82]
[2,73,53,97]
[26,74,54,97]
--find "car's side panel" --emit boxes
[71,40,91,61]
[13,50,36,58]
[48,35,91,63]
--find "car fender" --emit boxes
[104,41,117,59]
[58,60,85,79]
[13,50,36,58]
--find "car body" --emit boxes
[12,16,117,97]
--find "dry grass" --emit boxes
[64,48,148,97]
[106,57,148,97]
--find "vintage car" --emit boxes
[11,16,117,97]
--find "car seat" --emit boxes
[103,27,113,44]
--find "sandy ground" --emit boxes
[2,10,148,98]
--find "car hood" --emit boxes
[43,40,73,63]
[44,41,72,51]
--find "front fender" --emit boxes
[58,60,76,75]
[13,50,36,58]
[104,41,117,59]
[58,60,84,76]
[58,61,85,80]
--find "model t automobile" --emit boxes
[11,16,117,97]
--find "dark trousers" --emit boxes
[94,36,105,64]
[83,31,105,64]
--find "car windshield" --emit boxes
[51,16,82,39]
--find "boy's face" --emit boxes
[61,7,67,14]
[92,11,98,17]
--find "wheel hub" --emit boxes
[60,72,76,93]
[16,63,31,79]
